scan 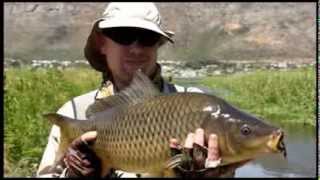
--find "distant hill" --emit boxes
[4,2,316,64]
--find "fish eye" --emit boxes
[241,124,251,136]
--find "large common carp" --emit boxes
[44,71,286,177]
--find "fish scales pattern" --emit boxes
[94,93,211,172]
[44,72,286,177]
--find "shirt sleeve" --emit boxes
[36,101,77,177]
[36,125,65,177]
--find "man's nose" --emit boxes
[128,40,145,55]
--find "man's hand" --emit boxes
[63,131,102,177]
[170,128,249,177]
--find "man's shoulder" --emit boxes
[57,89,99,119]
[72,89,99,102]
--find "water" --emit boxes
[235,123,316,177]
[175,78,317,178]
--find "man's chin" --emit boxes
[123,64,144,73]
[125,68,148,77]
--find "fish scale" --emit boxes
[92,94,203,172]
[44,71,286,177]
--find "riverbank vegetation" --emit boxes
[200,66,315,127]
[4,66,315,177]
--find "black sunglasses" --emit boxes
[101,27,161,47]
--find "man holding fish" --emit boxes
[37,2,285,178]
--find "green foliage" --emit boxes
[4,66,315,177]
[200,67,316,126]
[4,68,100,177]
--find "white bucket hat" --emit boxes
[84,2,174,72]
[98,2,174,43]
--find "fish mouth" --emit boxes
[267,129,287,158]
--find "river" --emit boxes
[235,123,316,177]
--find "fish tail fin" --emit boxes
[43,113,91,142]
[43,113,86,162]
[43,113,72,127]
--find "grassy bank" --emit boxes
[199,67,316,126]
[4,67,101,177]
[4,66,316,177]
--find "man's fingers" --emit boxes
[184,133,195,149]
[66,154,96,176]
[207,134,219,161]
[63,131,101,177]
[66,148,84,162]
[80,131,98,145]
[169,138,183,156]
[169,138,181,149]
[194,128,204,146]
[70,131,97,150]
[68,159,90,176]
[81,159,92,167]
[65,146,95,170]
[66,155,84,171]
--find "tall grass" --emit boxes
[200,67,316,126]
[4,66,316,177]
[4,67,100,177]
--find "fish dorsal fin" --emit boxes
[86,70,160,118]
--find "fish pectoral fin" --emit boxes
[192,143,208,163]
[166,144,208,172]
[166,154,186,169]
[165,152,193,170]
